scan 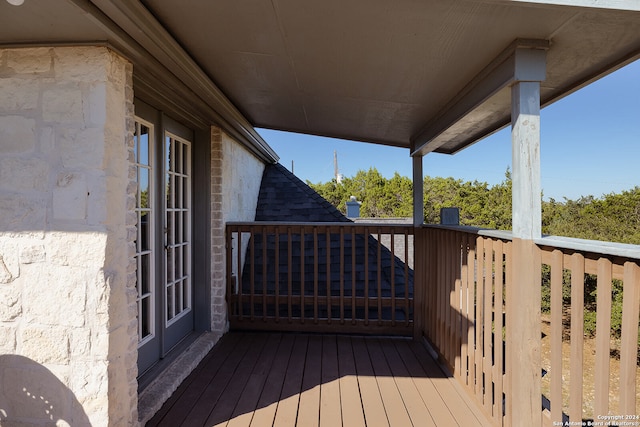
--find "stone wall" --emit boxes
[220,133,266,224]
[0,47,137,426]
[210,128,265,332]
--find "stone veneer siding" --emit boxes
[0,47,137,426]
[211,127,265,332]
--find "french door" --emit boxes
[134,104,194,375]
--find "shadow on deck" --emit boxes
[146,332,492,427]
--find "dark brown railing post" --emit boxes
[413,226,425,341]
[225,225,234,321]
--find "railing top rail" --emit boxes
[422,224,514,240]
[422,224,640,260]
[226,221,416,229]
[534,235,640,260]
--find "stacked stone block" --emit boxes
[0,46,137,426]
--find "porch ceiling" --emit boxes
[1,0,640,156]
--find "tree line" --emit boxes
[309,167,640,244]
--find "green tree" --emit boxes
[309,167,413,218]
[308,179,349,212]
[422,169,512,229]
[542,187,640,244]
[310,168,640,246]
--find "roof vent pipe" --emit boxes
[346,196,361,219]
[440,207,460,226]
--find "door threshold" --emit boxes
[138,331,200,393]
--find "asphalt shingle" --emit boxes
[241,163,413,320]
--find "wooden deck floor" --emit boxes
[146,332,492,427]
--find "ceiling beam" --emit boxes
[410,39,549,157]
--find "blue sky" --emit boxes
[257,59,639,201]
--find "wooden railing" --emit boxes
[418,226,511,426]
[225,222,414,335]
[418,225,640,427]
[225,222,639,425]
[537,238,640,425]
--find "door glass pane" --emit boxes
[176,212,186,249]
[175,176,182,209]
[139,124,150,166]
[166,247,174,284]
[139,168,149,208]
[141,297,151,337]
[140,253,150,294]
[166,173,173,209]
[134,118,155,345]
[182,146,189,178]
[165,137,172,175]
[176,245,183,279]
[175,282,181,317]
[174,212,180,248]
[182,280,189,311]
[183,178,189,212]
[166,212,174,246]
[134,128,138,163]
[166,286,174,322]
[175,142,182,175]
[164,133,192,326]
[140,211,150,252]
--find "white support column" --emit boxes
[412,155,424,226]
[512,81,542,239]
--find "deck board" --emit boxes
[351,336,389,427]
[271,334,306,427]
[204,334,268,427]
[146,332,493,427]
[392,339,457,427]
[365,338,413,427]
[336,336,366,427]
[226,333,282,427]
[379,338,435,426]
[248,334,294,427]
[296,335,322,427]
[319,335,341,427]
[409,340,492,426]
[180,334,256,426]
[149,333,242,426]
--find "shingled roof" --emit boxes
[254,163,350,222]
[241,163,413,321]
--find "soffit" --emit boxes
[1,0,640,156]
[139,0,640,153]
[0,0,107,43]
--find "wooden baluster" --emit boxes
[313,226,319,324]
[326,230,331,324]
[569,253,585,423]
[550,250,563,424]
[620,261,640,415]
[594,258,612,417]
